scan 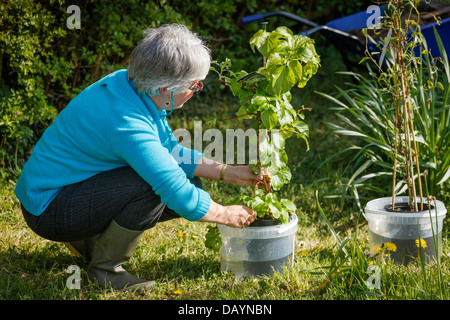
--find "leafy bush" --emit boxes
[213,26,320,222]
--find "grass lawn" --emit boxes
[1,43,449,302]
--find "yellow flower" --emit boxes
[385,242,397,252]
[174,290,182,295]
[415,238,427,249]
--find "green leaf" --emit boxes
[261,108,278,129]
[275,26,294,39]
[292,120,309,135]
[358,56,369,64]
[281,198,296,212]
[362,28,368,38]
[251,94,272,109]
[279,208,289,223]
[249,196,265,209]
[237,71,267,84]
[264,148,288,169]
[266,33,286,56]
[272,65,296,95]
[249,29,267,54]
[278,108,294,126]
[271,130,285,149]
[270,165,291,190]
[236,105,253,119]
[204,226,221,252]
[288,59,303,83]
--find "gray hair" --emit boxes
[128,24,211,96]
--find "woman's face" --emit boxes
[172,89,194,110]
[154,81,202,111]
[168,80,202,110]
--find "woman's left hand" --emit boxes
[223,165,263,186]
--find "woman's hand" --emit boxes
[200,200,257,228]
[222,165,263,186]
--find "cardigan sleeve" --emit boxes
[109,117,210,221]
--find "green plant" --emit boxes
[365,0,450,210]
[213,26,320,224]
[317,0,450,207]
[373,0,425,210]
[205,26,320,252]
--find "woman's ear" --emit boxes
[159,87,171,98]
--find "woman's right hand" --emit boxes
[200,201,257,228]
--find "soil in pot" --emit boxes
[384,202,435,213]
[249,219,281,227]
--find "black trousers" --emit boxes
[21,166,203,242]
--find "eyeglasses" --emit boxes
[188,81,203,94]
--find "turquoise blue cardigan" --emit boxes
[14,69,211,221]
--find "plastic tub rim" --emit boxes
[364,196,447,220]
[218,213,298,240]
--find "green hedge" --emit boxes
[0,0,366,182]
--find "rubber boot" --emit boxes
[86,220,155,291]
[64,234,100,261]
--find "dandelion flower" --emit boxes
[415,238,427,249]
[174,290,182,295]
[178,231,186,238]
[385,242,397,252]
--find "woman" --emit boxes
[14,24,260,291]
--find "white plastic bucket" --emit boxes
[218,214,298,278]
[364,196,447,264]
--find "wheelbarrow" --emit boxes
[242,4,450,69]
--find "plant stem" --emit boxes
[392,24,400,210]
[400,47,418,211]
[256,110,261,171]
[392,1,424,211]
[398,18,423,211]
